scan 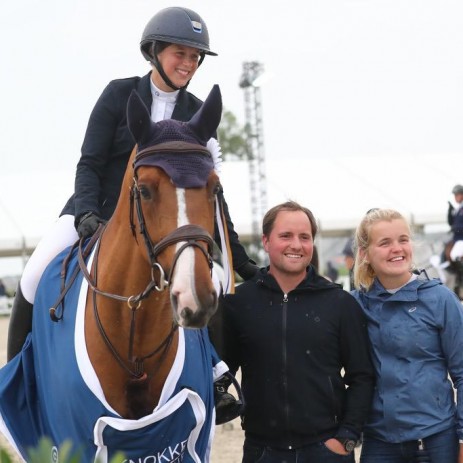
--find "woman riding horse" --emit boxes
[7,6,258,363]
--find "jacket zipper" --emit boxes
[282,293,291,446]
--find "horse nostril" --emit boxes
[180,307,195,326]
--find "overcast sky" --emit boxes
[1,0,463,275]
[3,0,463,167]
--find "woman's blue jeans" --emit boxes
[360,427,458,463]
[242,439,355,463]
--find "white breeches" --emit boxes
[20,215,78,303]
[450,240,463,262]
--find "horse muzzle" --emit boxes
[171,286,218,328]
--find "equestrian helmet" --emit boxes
[140,7,218,62]
[452,184,463,195]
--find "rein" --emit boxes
[49,181,215,380]
[49,226,104,322]
[80,220,213,379]
[89,235,178,379]
[48,142,215,381]
[76,232,167,309]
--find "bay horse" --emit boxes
[0,85,228,462]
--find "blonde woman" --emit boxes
[352,208,463,463]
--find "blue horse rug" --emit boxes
[0,245,227,462]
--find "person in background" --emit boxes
[352,208,463,463]
[325,260,339,282]
[342,237,355,290]
[0,279,6,297]
[447,184,463,262]
[7,6,258,362]
[219,200,375,462]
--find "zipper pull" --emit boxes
[283,293,288,303]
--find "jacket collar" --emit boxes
[138,72,191,122]
[138,73,153,111]
[363,276,441,302]
[256,265,341,292]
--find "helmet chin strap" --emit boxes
[150,45,205,91]
[151,55,184,91]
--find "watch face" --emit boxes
[344,440,356,452]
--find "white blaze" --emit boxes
[171,188,199,322]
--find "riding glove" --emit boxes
[236,260,259,281]
[76,212,106,238]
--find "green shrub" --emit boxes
[1,437,125,463]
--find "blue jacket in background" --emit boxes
[352,277,463,443]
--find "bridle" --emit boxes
[129,174,215,293]
[49,163,216,380]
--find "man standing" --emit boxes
[219,201,375,462]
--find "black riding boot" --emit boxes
[7,284,33,361]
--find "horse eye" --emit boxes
[138,185,151,200]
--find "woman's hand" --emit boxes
[76,212,106,238]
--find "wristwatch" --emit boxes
[335,438,357,453]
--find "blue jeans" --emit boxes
[360,427,459,463]
[242,439,355,463]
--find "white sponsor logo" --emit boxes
[122,439,188,463]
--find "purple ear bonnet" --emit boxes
[127,85,222,188]
[139,119,207,148]
[134,120,214,188]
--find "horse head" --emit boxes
[126,85,222,328]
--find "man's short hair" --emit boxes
[262,201,317,238]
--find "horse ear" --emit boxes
[127,90,153,144]
[188,85,222,142]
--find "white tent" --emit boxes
[220,154,458,236]
[0,152,457,251]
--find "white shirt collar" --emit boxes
[150,80,179,103]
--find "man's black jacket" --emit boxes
[220,266,375,449]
